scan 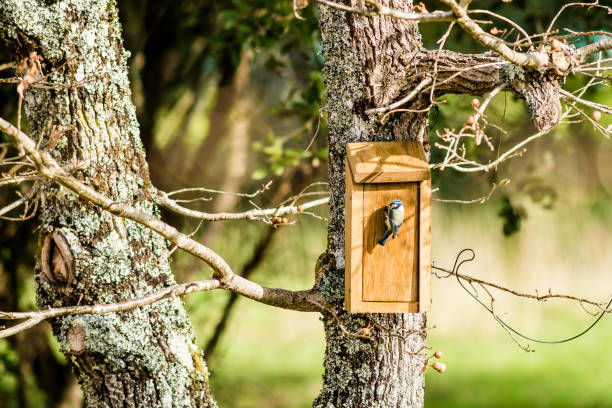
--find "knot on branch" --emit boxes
[40,229,76,288]
[504,65,564,132]
[66,323,86,355]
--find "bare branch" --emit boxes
[0,316,44,339]
[559,88,612,116]
[315,0,610,74]
[0,62,16,71]
[315,0,454,22]
[433,179,509,204]
[366,77,433,115]
[0,184,38,219]
[543,2,612,43]
[433,262,611,312]
[432,125,552,173]
[469,9,532,46]
[0,280,223,339]
[563,100,612,137]
[308,299,374,342]
[575,39,612,62]
[0,173,39,187]
[159,181,329,223]
[470,82,507,145]
[166,181,272,198]
[426,74,608,175]
[0,116,331,314]
[157,193,329,222]
[440,0,548,71]
[1,280,221,322]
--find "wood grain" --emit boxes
[345,160,364,312]
[345,142,432,314]
[362,182,419,302]
[348,301,419,314]
[346,142,430,183]
[419,179,432,312]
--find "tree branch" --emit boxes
[315,0,454,22]
[157,192,329,222]
[0,116,330,315]
[316,0,612,75]
[575,39,612,62]
[433,179,509,204]
[433,263,611,312]
[440,0,548,71]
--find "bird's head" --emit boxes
[390,199,403,209]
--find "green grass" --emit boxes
[183,215,328,407]
[208,303,324,408]
[180,196,612,407]
[426,311,612,408]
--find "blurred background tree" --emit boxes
[0,0,611,407]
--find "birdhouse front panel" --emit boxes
[345,141,431,314]
[362,182,419,302]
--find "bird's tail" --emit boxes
[378,230,392,246]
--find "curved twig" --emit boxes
[0,116,331,315]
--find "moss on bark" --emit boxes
[0,1,216,406]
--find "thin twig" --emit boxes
[433,179,509,204]
[0,116,332,315]
[0,184,39,218]
[366,77,433,115]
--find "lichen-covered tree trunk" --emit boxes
[314,2,429,407]
[0,1,216,406]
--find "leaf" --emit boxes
[252,167,268,180]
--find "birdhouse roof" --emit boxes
[346,141,430,183]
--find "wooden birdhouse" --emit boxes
[345,141,431,313]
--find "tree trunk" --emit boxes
[0,1,215,406]
[314,2,429,407]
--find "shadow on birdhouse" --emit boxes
[345,141,431,313]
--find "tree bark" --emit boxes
[314,2,428,407]
[0,1,216,407]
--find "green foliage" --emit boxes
[215,0,319,66]
[251,131,327,179]
[1,0,612,406]
[182,198,612,407]
[426,312,612,408]
[0,340,18,403]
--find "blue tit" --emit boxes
[377,199,404,246]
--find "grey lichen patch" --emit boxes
[315,313,426,408]
[0,1,63,57]
[318,266,344,304]
[502,63,527,82]
[316,3,428,408]
[56,297,214,407]
[39,187,106,243]
[88,230,131,284]
[503,65,564,132]
[168,332,195,372]
[2,1,215,405]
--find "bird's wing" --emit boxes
[383,206,391,230]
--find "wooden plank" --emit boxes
[362,182,419,303]
[345,160,364,312]
[419,179,432,312]
[349,301,419,314]
[346,142,430,183]
[344,160,352,309]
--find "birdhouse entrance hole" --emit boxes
[345,142,431,313]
